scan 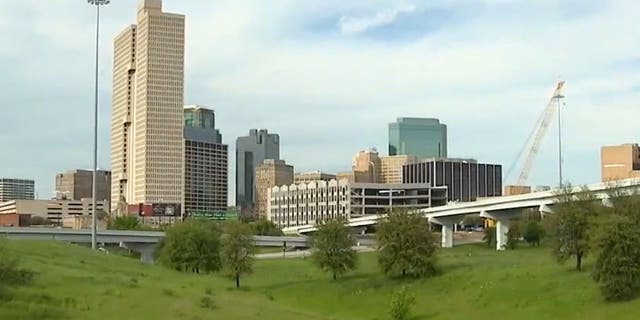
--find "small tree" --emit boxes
[523,220,543,246]
[592,218,640,301]
[221,221,255,288]
[158,220,222,273]
[483,226,496,248]
[251,219,284,236]
[547,184,598,271]
[389,286,415,320]
[311,219,357,280]
[109,215,140,230]
[505,221,521,250]
[377,209,438,278]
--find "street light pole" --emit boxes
[88,0,109,250]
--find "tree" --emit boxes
[546,184,598,271]
[221,221,255,288]
[377,209,438,278]
[158,220,222,273]
[108,215,140,230]
[251,219,284,236]
[310,219,357,280]
[592,218,640,301]
[389,286,415,320]
[483,226,496,248]
[505,221,521,250]
[523,220,543,246]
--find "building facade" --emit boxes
[184,106,228,216]
[268,180,447,227]
[55,170,111,202]
[601,144,640,182]
[294,171,337,184]
[255,159,293,218]
[388,117,447,158]
[402,158,502,202]
[352,149,381,183]
[380,155,418,184]
[235,129,280,214]
[0,178,35,202]
[0,198,108,226]
[110,0,185,214]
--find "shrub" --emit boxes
[483,226,496,248]
[199,296,216,310]
[389,286,415,320]
[251,219,284,236]
[523,220,543,246]
[592,219,640,301]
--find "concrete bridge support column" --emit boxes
[430,216,463,248]
[121,242,158,264]
[481,210,521,251]
[539,204,553,219]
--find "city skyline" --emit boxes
[1,1,639,203]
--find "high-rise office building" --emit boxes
[236,129,280,215]
[601,143,640,182]
[352,149,381,183]
[110,0,185,213]
[183,106,228,215]
[0,178,35,202]
[388,118,447,158]
[55,169,111,202]
[254,159,293,218]
[402,158,502,202]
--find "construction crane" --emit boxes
[507,81,566,189]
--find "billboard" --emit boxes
[137,203,181,217]
[190,210,238,221]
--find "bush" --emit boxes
[158,220,222,273]
[523,220,543,246]
[592,219,640,301]
[389,286,415,320]
[108,215,141,230]
[251,219,283,236]
[199,296,216,309]
[505,221,521,250]
[483,227,496,248]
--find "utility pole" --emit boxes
[87,0,109,250]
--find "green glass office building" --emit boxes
[388,117,447,158]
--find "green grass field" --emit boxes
[2,240,639,320]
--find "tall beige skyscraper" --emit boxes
[110,0,185,212]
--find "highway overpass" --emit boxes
[0,227,309,263]
[283,178,640,250]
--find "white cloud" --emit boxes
[338,3,417,35]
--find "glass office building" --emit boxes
[388,118,447,158]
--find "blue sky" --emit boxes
[1,0,639,202]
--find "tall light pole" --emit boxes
[554,92,565,187]
[88,0,109,250]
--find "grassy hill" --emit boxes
[1,240,639,320]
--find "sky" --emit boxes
[0,0,639,203]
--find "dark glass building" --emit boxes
[184,106,228,215]
[402,158,502,202]
[235,129,280,215]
